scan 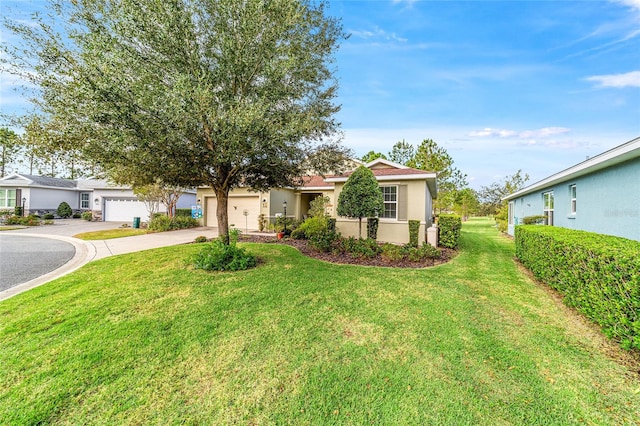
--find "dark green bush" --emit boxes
[515,225,640,350]
[408,220,421,248]
[309,227,339,253]
[192,239,256,271]
[149,215,199,232]
[57,202,72,218]
[43,213,55,220]
[14,206,23,216]
[72,212,82,219]
[194,236,208,243]
[175,208,192,218]
[367,217,379,240]
[339,237,381,259]
[81,211,93,221]
[522,215,545,225]
[380,242,440,262]
[438,214,462,248]
[327,218,336,233]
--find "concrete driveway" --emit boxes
[0,220,218,301]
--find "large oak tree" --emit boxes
[3,0,347,242]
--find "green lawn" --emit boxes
[73,228,148,240]
[1,218,638,424]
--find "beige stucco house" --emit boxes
[196,159,437,245]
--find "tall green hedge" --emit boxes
[515,225,640,350]
[438,214,461,248]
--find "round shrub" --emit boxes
[194,236,208,243]
[56,202,73,218]
[81,211,93,221]
[43,213,55,220]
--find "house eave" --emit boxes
[325,173,436,183]
[503,136,640,201]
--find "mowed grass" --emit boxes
[73,228,148,240]
[1,218,638,424]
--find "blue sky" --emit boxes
[1,0,639,189]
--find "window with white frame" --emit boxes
[380,186,397,219]
[0,189,16,208]
[543,191,554,225]
[81,192,90,209]
[508,201,514,225]
[570,185,576,215]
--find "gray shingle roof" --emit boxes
[20,174,78,189]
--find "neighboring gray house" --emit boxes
[503,137,640,241]
[0,174,195,222]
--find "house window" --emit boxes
[0,189,16,208]
[508,201,514,225]
[380,186,397,219]
[81,192,90,209]
[570,185,576,215]
[543,191,554,225]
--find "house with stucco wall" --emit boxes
[503,136,640,241]
[197,158,438,245]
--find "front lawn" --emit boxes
[73,228,148,240]
[1,218,638,424]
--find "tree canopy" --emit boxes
[3,0,347,241]
[337,165,384,238]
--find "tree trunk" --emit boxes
[215,187,230,244]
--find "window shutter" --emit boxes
[398,185,407,221]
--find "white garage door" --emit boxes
[206,196,260,231]
[104,198,151,222]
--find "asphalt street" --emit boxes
[0,234,76,291]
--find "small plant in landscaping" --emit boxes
[191,237,256,271]
[81,211,93,221]
[72,212,82,218]
[367,217,379,240]
[5,214,41,226]
[339,236,381,259]
[408,220,420,247]
[194,236,208,243]
[43,213,55,220]
[258,213,268,232]
[57,201,73,218]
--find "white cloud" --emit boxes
[585,70,640,88]
[468,127,570,139]
[468,128,517,138]
[348,26,407,43]
[613,0,640,11]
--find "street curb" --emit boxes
[0,234,96,302]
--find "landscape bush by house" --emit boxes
[81,211,93,221]
[521,215,545,225]
[4,215,41,226]
[148,214,199,232]
[57,201,73,218]
[515,225,640,350]
[438,214,462,248]
[408,220,420,247]
[175,208,192,217]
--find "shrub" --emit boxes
[522,215,545,225]
[175,208,192,218]
[149,215,199,232]
[194,236,208,243]
[72,212,82,219]
[43,219,54,225]
[515,225,640,350]
[340,236,380,259]
[367,217,379,240]
[191,239,256,271]
[327,218,336,233]
[5,215,41,226]
[381,243,405,262]
[81,211,93,221]
[57,202,72,218]
[43,213,55,220]
[309,227,339,253]
[380,242,440,262]
[258,214,268,232]
[439,214,462,249]
[408,220,421,248]
[14,206,23,216]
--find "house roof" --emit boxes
[300,175,333,189]
[0,173,77,189]
[324,158,438,197]
[503,136,640,201]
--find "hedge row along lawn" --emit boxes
[1,218,638,424]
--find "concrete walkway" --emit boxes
[0,226,218,301]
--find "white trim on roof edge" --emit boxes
[324,173,436,183]
[364,158,409,169]
[503,136,640,201]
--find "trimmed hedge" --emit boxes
[438,214,462,249]
[408,220,420,248]
[515,225,640,350]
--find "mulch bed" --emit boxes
[239,234,457,268]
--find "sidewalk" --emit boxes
[0,227,218,301]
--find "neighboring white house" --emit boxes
[0,174,195,222]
